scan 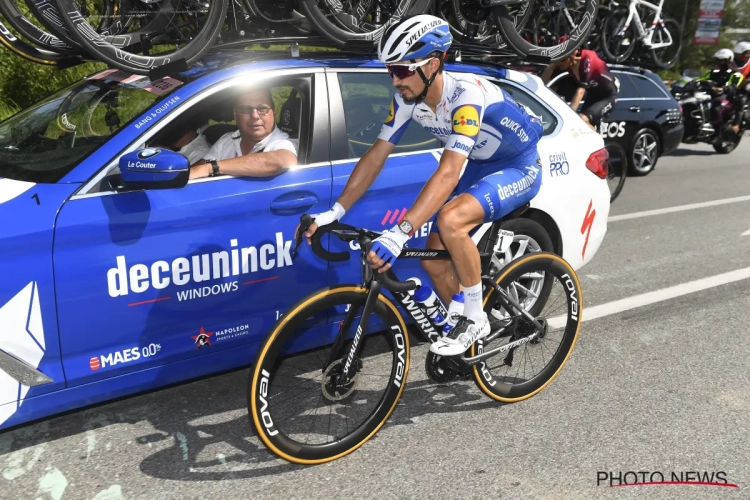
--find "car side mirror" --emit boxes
[116,148,189,191]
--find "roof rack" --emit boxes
[211,35,376,57]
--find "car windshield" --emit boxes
[0,69,184,183]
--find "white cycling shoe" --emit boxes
[430,313,491,356]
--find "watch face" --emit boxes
[399,220,413,234]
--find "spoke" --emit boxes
[513,281,539,299]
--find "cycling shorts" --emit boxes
[580,94,616,127]
[432,148,542,235]
[580,77,618,127]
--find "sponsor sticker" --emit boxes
[451,105,480,137]
[89,344,161,371]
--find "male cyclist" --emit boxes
[541,39,618,131]
[301,14,543,356]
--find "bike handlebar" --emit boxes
[293,214,417,293]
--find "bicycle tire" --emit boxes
[248,285,410,464]
[493,0,598,61]
[54,0,228,75]
[0,16,82,66]
[604,141,627,203]
[599,8,635,63]
[471,252,582,402]
[299,0,431,47]
[23,0,83,49]
[0,0,77,53]
[650,18,681,70]
[446,0,534,50]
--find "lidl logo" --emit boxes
[451,105,480,137]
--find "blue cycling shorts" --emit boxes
[432,148,542,235]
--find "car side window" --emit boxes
[493,80,558,136]
[337,73,441,159]
[148,79,307,164]
[612,73,640,99]
[630,74,668,99]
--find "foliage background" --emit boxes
[0,0,749,119]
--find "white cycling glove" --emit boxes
[311,202,345,228]
[370,225,411,266]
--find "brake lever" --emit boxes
[292,214,314,259]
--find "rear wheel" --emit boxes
[605,141,627,202]
[600,9,636,63]
[248,286,409,464]
[471,252,582,402]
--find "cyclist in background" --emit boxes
[301,14,544,356]
[541,37,618,131]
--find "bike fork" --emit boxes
[334,281,383,383]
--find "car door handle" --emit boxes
[270,194,318,213]
[629,106,641,112]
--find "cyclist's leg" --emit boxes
[430,150,543,356]
[580,93,616,131]
[421,232,461,305]
[422,163,491,305]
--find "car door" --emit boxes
[325,69,444,322]
[51,71,333,387]
[599,71,645,147]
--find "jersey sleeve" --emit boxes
[578,53,593,88]
[443,82,486,157]
[377,94,413,145]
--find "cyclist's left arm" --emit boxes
[401,85,486,230]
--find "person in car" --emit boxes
[301,15,544,356]
[697,48,745,135]
[155,117,211,165]
[541,38,618,131]
[189,88,298,179]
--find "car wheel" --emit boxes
[629,128,660,176]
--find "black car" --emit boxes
[544,64,684,176]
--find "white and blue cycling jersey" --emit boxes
[378,71,543,163]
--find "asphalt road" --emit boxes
[2,141,750,500]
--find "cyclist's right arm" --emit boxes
[302,95,411,241]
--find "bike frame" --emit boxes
[618,0,672,49]
[331,223,545,383]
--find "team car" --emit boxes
[0,47,610,430]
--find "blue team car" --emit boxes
[0,47,610,430]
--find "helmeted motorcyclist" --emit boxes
[696,48,745,134]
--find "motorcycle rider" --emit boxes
[696,48,745,135]
[732,41,750,133]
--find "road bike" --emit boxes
[248,206,583,464]
[599,0,681,69]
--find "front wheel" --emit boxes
[248,285,410,464]
[471,252,583,402]
[650,18,682,69]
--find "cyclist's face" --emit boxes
[390,58,438,103]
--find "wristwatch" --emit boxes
[209,159,220,177]
[398,219,414,236]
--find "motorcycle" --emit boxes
[670,76,749,154]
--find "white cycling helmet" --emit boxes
[713,48,734,61]
[377,15,452,64]
[734,41,750,55]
